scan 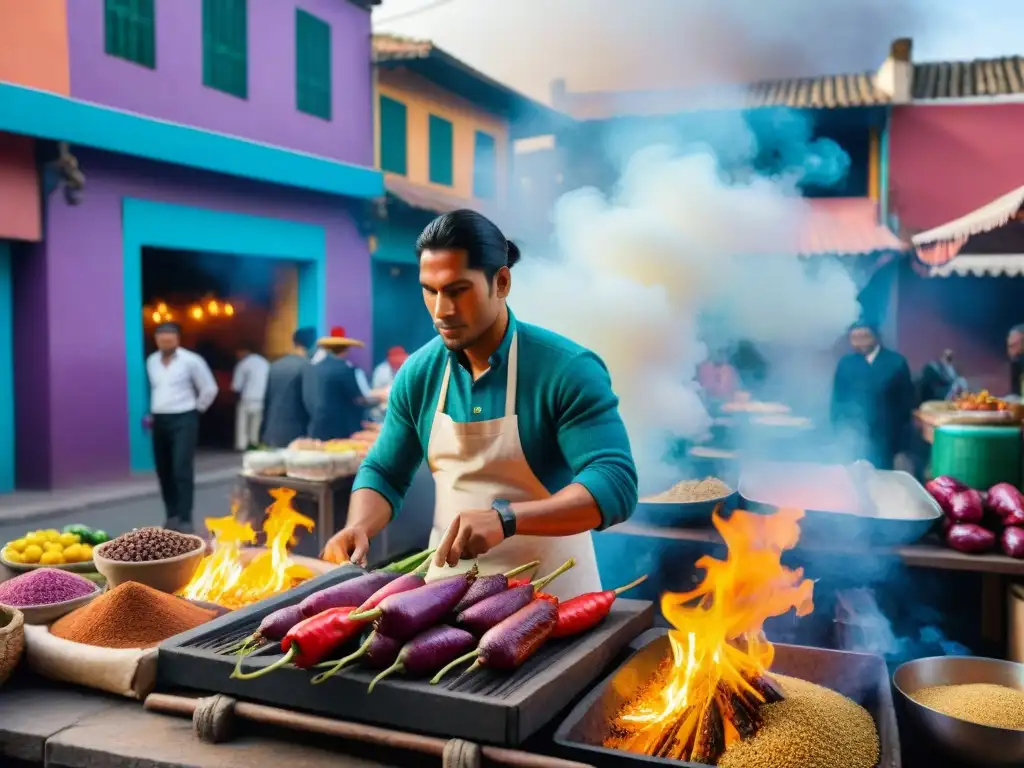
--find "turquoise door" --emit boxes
[372,260,436,361]
[0,241,13,493]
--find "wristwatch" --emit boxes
[491,498,517,539]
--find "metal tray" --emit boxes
[158,566,655,747]
[738,461,941,546]
[553,628,901,767]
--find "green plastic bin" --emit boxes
[931,424,1022,490]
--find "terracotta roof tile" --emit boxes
[796,198,906,257]
[912,56,1024,99]
[371,33,433,62]
[747,72,889,108]
[383,175,505,226]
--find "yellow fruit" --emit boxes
[24,533,43,546]
[62,544,83,563]
[79,544,94,561]
[21,544,43,563]
[58,532,80,547]
[3,549,22,564]
[43,541,64,553]
[9,538,28,553]
[39,550,65,565]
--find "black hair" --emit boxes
[155,322,181,335]
[293,327,316,349]
[849,320,879,337]
[416,209,520,282]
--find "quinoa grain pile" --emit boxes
[0,568,95,607]
[911,683,1024,730]
[643,477,732,503]
[716,675,879,768]
[99,527,201,562]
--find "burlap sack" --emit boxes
[23,624,157,699]
[0,606,24,687]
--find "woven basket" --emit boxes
[0,604,25,687]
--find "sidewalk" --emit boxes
[0,451,242,525]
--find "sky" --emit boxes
[372,0,1024,103]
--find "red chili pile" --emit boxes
[228,547,647,691]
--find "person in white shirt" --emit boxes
[231,345,270,451]
[369,346,408,421]
[145,322,219,532]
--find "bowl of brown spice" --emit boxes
[894,655,1024,767]
[93,527,205,595]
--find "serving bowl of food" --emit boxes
[633,477,737,528]
[893,655,1024,767]
[93,528,206,594]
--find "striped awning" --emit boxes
[912,184,1024,266]
[928,253,1024,278]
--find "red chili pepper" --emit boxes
[535,592,558,603]
[231,606,361,679]
[551,575,648,639]
[507,577,530,589]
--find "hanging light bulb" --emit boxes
[150,311,161,323]
[207,300,220,316]
[156,302,168,314]
[190,306,204,321]
[223,303,235,317]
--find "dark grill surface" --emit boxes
[159,566,655,745]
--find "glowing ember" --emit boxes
[179,488,316,609]
[607,507,814,763]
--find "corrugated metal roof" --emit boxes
[912,56,1024,99]
[797,198,906,257]
[383,175,505,226]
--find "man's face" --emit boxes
[155,330,179,354]
[1009,331,1024,360]
[420,248,508,351]
[849,327,877,356]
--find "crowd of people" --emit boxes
[144,320,409,533]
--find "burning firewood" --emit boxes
[603,507,814,765]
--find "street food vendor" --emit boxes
[830,321,915,470]
[323,209,638,598]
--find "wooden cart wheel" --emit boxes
[442,738,482,768]
[193,694,238,744]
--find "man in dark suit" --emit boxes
[259,327,315,448]
[304,327,375,441]
[830,322,915,470]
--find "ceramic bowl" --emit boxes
[93,534,206,594]
[2,583,103,625]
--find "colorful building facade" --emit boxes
[369,34,561,359]
[0,0,382,491]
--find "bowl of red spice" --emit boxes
[0,567,102,625]
[93,527,205,594]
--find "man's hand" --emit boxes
[434,509,506,568]
[323,527,371,567]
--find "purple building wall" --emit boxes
[15,150,372,489]
[66,0,373,166]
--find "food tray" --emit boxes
[738,461,940,546]
[631,492,738,528]
[553,628,900,767]
[158,565,655,746]
[1,556,97,573]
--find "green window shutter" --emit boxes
[379,96,408,175]
[428,115,454,186]
[104,0,156,69]
[202,0,248,99]
[473,130,497,199]
[295,10,332,120]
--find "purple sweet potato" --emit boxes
[451,560,540,614]
[946,523,996,554]
[348,567,478,641]
[310,631,403,684]
[455,559,574,636]
[299,571,401,617]
[366,625,477,692]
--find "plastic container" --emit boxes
[931,425,1021,490]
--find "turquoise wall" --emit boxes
[0,242,13,493]
[372,213,436,360]
[123,199,326,472]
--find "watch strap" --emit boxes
[491,498,517,539]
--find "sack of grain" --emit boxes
[22,624,157,699]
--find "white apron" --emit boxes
[424,333,601,601]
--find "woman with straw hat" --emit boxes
[304,326,374,441]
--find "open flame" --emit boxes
[179,488,317,609]
[609,507,814,763]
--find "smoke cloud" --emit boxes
[511,109,862,492]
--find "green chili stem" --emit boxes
[310,636,373,685]
[367,661,405,694]
[614,574,648,595]
[347,607,383,622]
[532,558,576,591]
[230,647,297,680]
[429,650,479,685]
[503,560,540,578]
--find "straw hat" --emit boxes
[317,326,365,349]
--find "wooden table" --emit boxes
[241,473,363,557]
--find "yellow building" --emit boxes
[370,34,563,357]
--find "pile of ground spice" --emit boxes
[643,477,733,503]
[0,568,96,607]
[911,683,1024,730]
[51,581,216,649]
